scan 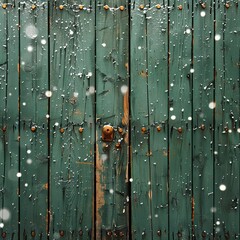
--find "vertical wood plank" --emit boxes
[0,5,6,65]
[168,0,193,238]
[130,0,152,239]
[19,1,48,238]
[95,0,130,238]
[0,7,7,234]
[192,1,214,238]
[0,2,8,236]
[147,1,169,239]
[50,0,95,239]
[215,0,240,238]
[0,3,19,238]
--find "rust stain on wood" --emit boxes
[75,161,94,165]
[191,197,195,221]
[96,139,105,239]
[140,70,148,78]
[122,90,129,126]
[125,145,131,183]
[146,151,152,157]
[73,109,82,115]
[163,150,168,157]
[148,190,152,200]
[125,62,129,72]
[46,209,48,234]
[92,187,95,239]
[191,197,195,236]
[124,131,128,144]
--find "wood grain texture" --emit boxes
[192,1,214,238]
[0,1,239,239]
[147,0,169,238]
[215,0,239,238]
[19,2,49,238]
[0,4,19,238]
[168,0,193,238]
[96,0,129,238]
[130,0,152,238]
[50,0,95,239]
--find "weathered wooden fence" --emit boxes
[0,0,239,239]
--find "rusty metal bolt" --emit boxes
[106,230,112,236]
[59,5,64,10]
[156,4,161,9]
[104,5,109,10]
[201,2,206,8]
[2,126,7,132]
[102,126,113,136]
[102,125,114,142]
[31,231,36,237]
[79,127,84,133]
[59,230,64,237]
[178,5,183,10]
[141,127,147,133]
[60,128,65,133]
[31,126,37,132]
[118,127,123,134]
[139,4,144,10]
[224,127,229,132]
[177,127,183,133]
[200,124,205,130]
[31,4,36,10]
[157,230,161,236]
[1,232,6,238]
[79,5,84,10]
[115,142,121,149]
[119,5,125,11]
[79,230,83,236]
[2,3,7,9]
[225,2,230,8]
[156,126,161,132]
[119,231,124,237]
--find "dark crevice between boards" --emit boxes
[167,0,170,238]
[18,2,21,240]
[47,0,51,239]
[191,1,194,238]
[239,47,240,240]
[128,0,132,239]
[144,4,153,240]
[213,0,216,238]
[94,0,97,238]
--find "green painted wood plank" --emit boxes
[147,1,169,239]
[192,1,214,238]
[0,4,19,239]
[0,6,6,66]
[130,0,152,239]
[168,0,193,238]
[215,0,240,238]
[19,2,49,238]
[95,0,129,239]
[0,4,7,236]
[50,0,95,239]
